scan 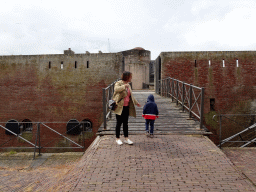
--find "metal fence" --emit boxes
[0,121,92,159]
[158,77,205,129]
[213,114,256,148]
[102,79,120,130]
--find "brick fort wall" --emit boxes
[159,51,256,142]
[0,49,123,150]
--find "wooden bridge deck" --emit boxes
[98,91,211,136]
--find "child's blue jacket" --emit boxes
[142,94,159,120]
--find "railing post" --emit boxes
[167,78,170,98]
[165,78,167,97]
[189,84,192,118]
[171,78,174,102]
[200,87,205,129]
[108,87,112,119]
[161,79,164,97]
[166,79,169,97]
[176,80,179,106]
[164,79,166,97]
[219,115,222,149]
[83,127,85,150]
[102,88,107,130]
[38,123,41,156]
[34,123,39,160]
[182,82,185,112]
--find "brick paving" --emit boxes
[1,136,256,191]
[54,135,255,191]
[0,153,83,192]
[223,148,256,187]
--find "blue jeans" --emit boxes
[145,119,155,134]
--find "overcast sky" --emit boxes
[1,0,256,59]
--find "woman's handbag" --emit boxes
[109,98,123,111]
[109,100,117,111]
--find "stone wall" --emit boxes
[121,48,150,89]
[0,49,123,149]
[159,51,256,140]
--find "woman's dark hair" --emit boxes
[122,71,132,81]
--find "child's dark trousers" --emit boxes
[145,119,155,134]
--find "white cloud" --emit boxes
[1,0,256,58]
[184,4,256,50]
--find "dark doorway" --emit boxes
[22,119,33,132]
[81,119,92,132]
[67,119,81,135]
[155,56,161,94]
[5,120,20,135]
[210,98,215,111]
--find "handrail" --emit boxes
[0,124,38,147]
[0,121,92,159]
[158,77,205,129]
[102,79,120,130]
[213,114,256,148]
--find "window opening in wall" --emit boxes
[21,119,33,132]
[210,98,215,111]
[75,61,77,68]
[195,60,197,67]
[81,119,92,132]
[61,61,64,69]
[209,60,211,66]
[49,61,51,69]
[5,119,20,135]
[236,59,239,67]
[87,61,89,68]
[67,119,81,135]
[222,59,225,67]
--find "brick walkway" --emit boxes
[54,135,255,191]
[0,153,83,192]
[1,135,256,192]
[223,148,256,187]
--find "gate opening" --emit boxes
[81,119,92,132]
[67,119,81,135]
[21,119,33,132]
[5,119,20,135]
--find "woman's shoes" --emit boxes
[116,138,133,145]
[124,139,133,145]
[116,139,123,145]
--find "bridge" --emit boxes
[98,90,209,135]
[0,86,256,191]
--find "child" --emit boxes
[142,94,159,138]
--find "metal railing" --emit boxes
[102,79,120,130]
[213,114,256,148]
[0,121,91,159]
[158,77,205,129]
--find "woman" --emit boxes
[113,71,141,145]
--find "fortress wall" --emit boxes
[160,51,256,139]
[0,52,123,149]
[122,49,150,89]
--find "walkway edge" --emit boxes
[84,135,101,156]
[204,136,256,190]
[52,136,102,192]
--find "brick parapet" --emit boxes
[159,51,256,140]
[0,50,123,149]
